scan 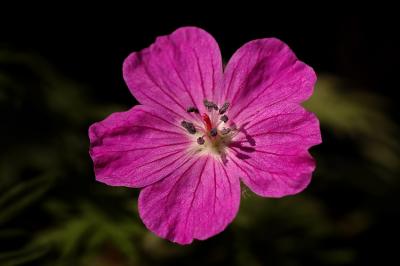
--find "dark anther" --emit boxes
[220,115,228,123]
[219,102,230,114]
[210,128,218,137]
[181,121,196,134]
[187,106,199,113]
[221,128,231,135]
[197,137,205,145]
[203,99,218,111]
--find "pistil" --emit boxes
[202,113,212,131]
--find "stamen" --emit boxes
[197,137,205,145]
[181,121,196,134]
[186,106,199,113]
[219,102,230,114]
[220,115,228,123]
[210,128,218,137]
[221,128,231,135]
[203,99,218,111]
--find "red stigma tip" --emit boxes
[202,113,212,131]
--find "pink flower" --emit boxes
[89,27,322,244]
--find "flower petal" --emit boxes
[223,38,316,124]
[226,104,321,197]
[89,105,192,188]
[123,27,223,117]
[138,157,240,244]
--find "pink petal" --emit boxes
[138,156,240,244]
[89,105,193,188]
[223,38,316,124]
[226,104,321,197]
[123,27,223,117]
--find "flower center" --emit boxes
[181,100,237,156]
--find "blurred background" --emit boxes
[1,9,399,266]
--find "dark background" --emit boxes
[1,9,399,266]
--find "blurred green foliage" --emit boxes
[0,50,399,266]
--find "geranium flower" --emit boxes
[89,27,322,244]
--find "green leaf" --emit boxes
[0,175,52,224]
[0,245,48,266]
